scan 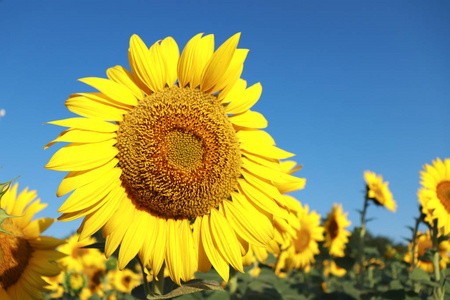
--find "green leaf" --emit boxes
[0,176,19,201]
[410,268,431,281]
[146,279,224,299]
[0,208,20,236]
[243,281,282,300]
[380,289,405,300]
[389,280,403,290]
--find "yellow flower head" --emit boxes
[58,233,103,273]
[418,158,450,234]
[323,203,351,257]
[0,183,65,300]
[404,230,450,273]
[364,171,397,212]
[323,260,346,277]
[275,203,324,274]
[107,269,141,294]
[45,33,305,284]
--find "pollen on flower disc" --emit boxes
[437,181,450,212]
[0,220,33,290]
[116,86,242,219]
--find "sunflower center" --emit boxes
[0,219,33,290]
[436,181,450,212]
[327,218,339,240]
[295,229,311,252]
[116,86,241,219]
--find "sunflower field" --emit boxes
[1,32,449,300]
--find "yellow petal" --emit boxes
[178,33,214,89]
[107,65,144,100]
[45,117,119,133]
[58,167,121,213]
[210,209,244,273]
[179,219,197,282]
[229,110,267,128]
[219,78,246,103]
[78,77,138,106]
[45,139,118,171]
[149,217,166,276]
[193,216,212,273]
[160,37,180,86]
[57,158,118,197]
[129,35,165,93]
[213,49,248,94]
[241,169,287,208]
[241,142,294,160]
[165,219,182,285]
[222,199,272,248]
[201,213,229,282]
[23,218,55,238]
[201,33,240,93]
[65,96,127,121]
[78,188,122,240]
[104,203,135,258]
[118,209,147,270]
[225,83,262,114]
[236,129,275,146]
[138,213,157,267]
[238,179,286,219]
[45,129,116,150]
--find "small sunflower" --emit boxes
[45,33,305,284]
[323,260,346,277]
[364,171,397,212]
[323,203,351,257]
[276,203,324,272]
[403,230,450,273]
[0,183,65,300]
[107,269,141,294]
[418,158,450,234]
[58,233,101,272]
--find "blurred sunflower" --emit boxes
[0,183,65,300]
[323,260,346,277]
[323,203,351,257]
[45,33,305,284]
[364,171,396,212]
[276,204,324,273]
[58,233,101,272]
[418,158,450,234]
[107,269,141,294]
[404,230,450,273]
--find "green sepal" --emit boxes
[0,208,21,236]
[132,278,224,300]
[0,176,20,203]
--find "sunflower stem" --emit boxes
[229,268,238,300]
[431,219,444,300]
[153,264,165,296]
[137,257,150,298]
[410,215,421,272]
[357,188,369,289]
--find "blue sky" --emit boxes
[0,0,448,243]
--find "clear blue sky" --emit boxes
[0,0,448,243]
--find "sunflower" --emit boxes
[418,158,450,234]
[403,230,450,273]
[0,183,65,300]
[323,260,346,277]
[363,171,396,212]
[276,203,324,273]
[323,203,351,257]
[107,269,141,294]
[45,33,305,285]
[58,233,102,272]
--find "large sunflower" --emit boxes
[45,33,305,285]
[363,171,397,212]
[323,203,351,257]
[0,183,65,300]
[418,158,450,234]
